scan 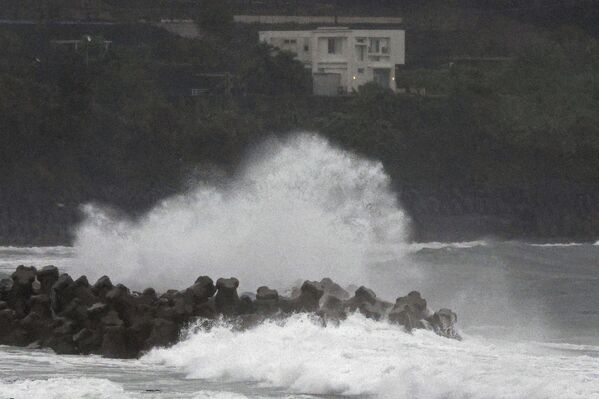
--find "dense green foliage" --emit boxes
[0,24,311,207]
[0,22,599,194]
[329,28,599,189]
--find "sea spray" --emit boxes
[73,133,409,290]
[143,313,599,399]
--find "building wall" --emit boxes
[156,19,202,39]
[235,15,403,25]
[313,73,341,96]
[259,30,313,66]
[259,28,405,95]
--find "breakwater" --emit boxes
[0,265,459,358]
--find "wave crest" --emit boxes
[72,133,409,290]
[143,313,599,398]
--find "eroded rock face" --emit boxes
[0,267,460,359]
[215,277,240,315]
[0,278,13,301]
[283,281,324,313]
[319,295,347,321]
[10,266,37,317]
[344,285,395,322]
[145,318,179,349]
[51,273,74,312]
[184,276,216,303]
[320,278,350,300]
[429,308,461,340]
[36,266,59,295]
[92,276,113,298]
[346,286,377,311]
[389,291,432,331]
[101,326,129,358]
[12,265,36,287]
[255,286,279,315]
[256,286,278,301]
[358,300,392,321]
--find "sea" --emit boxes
[1,242,599,399]
[1,134,598,398]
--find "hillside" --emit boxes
[1,1,599,244]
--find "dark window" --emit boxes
[357,46,365,61]
[369,38,380,53]
[328,38,336,54]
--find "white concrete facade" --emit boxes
[259,27,405,95]
[235,15,403,24]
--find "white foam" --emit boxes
[192,392,249,399]
[72,134,409,291]
[144,314,599,398]
[0,377,130,399]
[191,392,310,399]
[405,240,488,251]
[530,243,585,247]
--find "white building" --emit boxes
[259,27,405,96]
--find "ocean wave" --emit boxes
[0,246,73,255]
[529,243,585,247]
[405,240,488,251]
[72,134,409,291]
[143,314,599,398]
[192,391,251,399]
[0,246,75,275]
[0,377,130,399]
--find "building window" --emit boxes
[191,88,207,96]
[328,38,336,54]
[369,38,380,53]
[304,45,309,51]
[369,38,390,54]
[358,68,364,73]
[357,46,365,61]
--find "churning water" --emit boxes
[1,134,599,398]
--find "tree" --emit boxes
[196,0,234,37]
[238,43,312,95]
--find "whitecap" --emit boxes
[143,314,599,398]
[0,377,130,399]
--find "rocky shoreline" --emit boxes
[0,265,459,359]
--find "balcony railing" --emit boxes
[368,47,389,55]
